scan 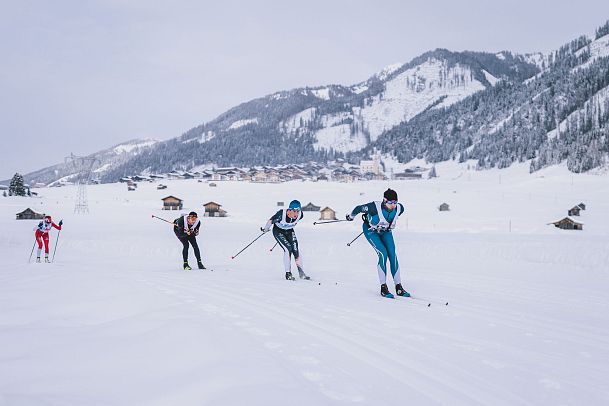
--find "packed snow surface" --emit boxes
[1,162,608,405]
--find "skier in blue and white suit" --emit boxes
[346,188,409,298]
[262,200,310,281]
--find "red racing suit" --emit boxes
[35,221,61,254]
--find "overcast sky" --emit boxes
[1,0,609,180]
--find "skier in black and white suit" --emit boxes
[174,211,205,270]
[262,200,310,280]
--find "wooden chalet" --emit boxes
[439,203,450,212]
[319,207,337,221]
[302,202,321,211]
[162,196,183,210]
[549,217,583,230]
[203,201,227,217]
[568,206,581,216]
[16,208,44,220]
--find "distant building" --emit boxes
[209,182,217,187]
[203,201,227,217]
[439,203,450,212]
[162,196,183,210]
[360,153,381,175]
[156,184,167,190]
[302,202,321,211]
[319,207,337,221]
[394,172,423,180]
[16,208,45,220]
[277,201,284,207]
[578,202,586,210]
[568,206,581,217]
[127,185,136,191]
[549,217,583,230]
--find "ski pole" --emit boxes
[51,228,62,262]
[28,239,36,263]
[231,231,267,259]
[346,231,364,246]
[269,242,278,252]
[313,219,349,225]
[151,214,177,227]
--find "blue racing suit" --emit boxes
[349,201,405,285]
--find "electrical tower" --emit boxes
[65,153,99,214]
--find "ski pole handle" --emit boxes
[346,231,364,246]
[313,219,349,225]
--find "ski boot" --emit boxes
[45,257,50,263]
[183,262,192,271]
[297,267,310,280]
[197,261,206,270]
[395,283,410,297]
[285,271,296,281]
[380,283,394,299]
[36,257,41,263]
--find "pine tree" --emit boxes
[9,173,26,196]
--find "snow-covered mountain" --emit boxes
[20,139,158,186]
[374,25,609,173]
[95,49,537,182]
[21,20,609,184]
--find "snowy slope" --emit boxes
[302,59,491,152]
[1,163,609,405]
[19,139,159,186]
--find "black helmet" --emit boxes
[188,211,198,218]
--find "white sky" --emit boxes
[1,0,609,179]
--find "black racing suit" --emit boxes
[174,216,202,263]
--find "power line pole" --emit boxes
[65,153,99,214]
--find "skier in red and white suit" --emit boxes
[34,215,62,262]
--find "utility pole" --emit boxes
[65,153,99,214]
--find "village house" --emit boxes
[203,201,227,217]
[549,217,583,230]
[302,202,321,211]
[319,207,337,221]
[161,196,183,210]
[568,206,581,216]
[394,171,423,180]
[16,208,45,220]
[439,203,450,211]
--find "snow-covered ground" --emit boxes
[1,162,609,405]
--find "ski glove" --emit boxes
[260,226,270,233]
[58,220,63,226]
[345,214,354,221]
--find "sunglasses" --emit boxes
[385,200,398,205]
